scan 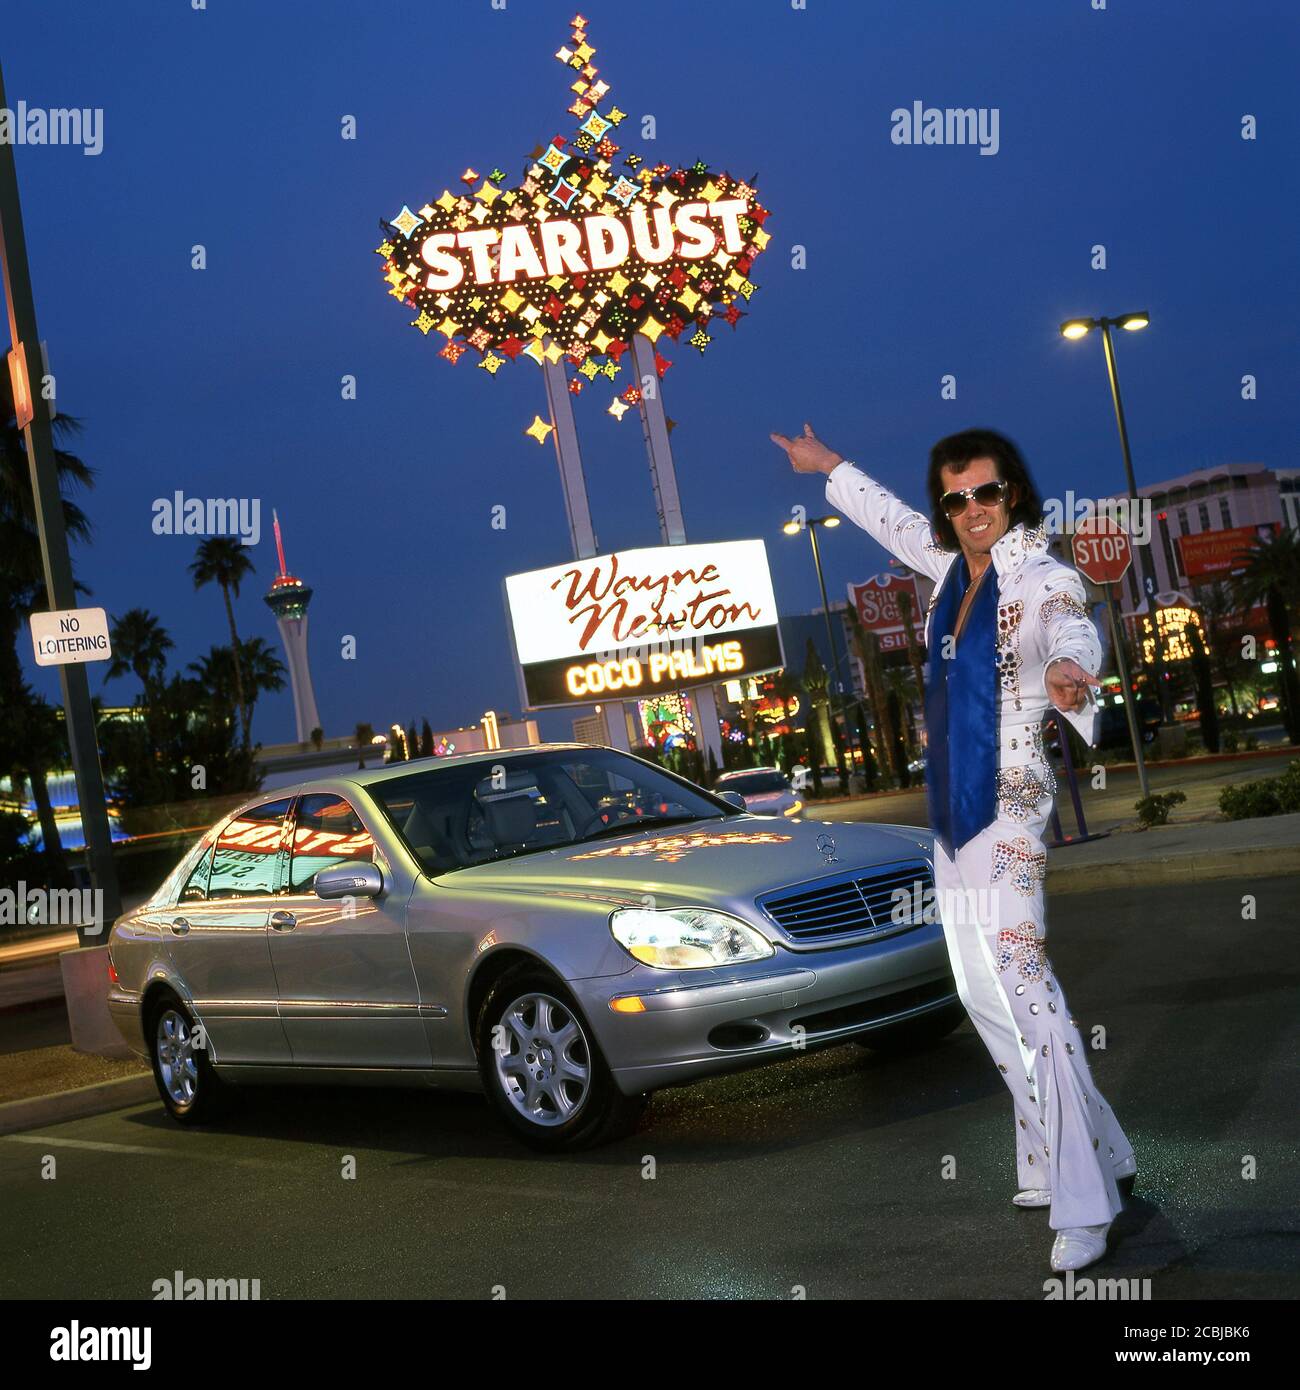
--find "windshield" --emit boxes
[366,748,735,875]
[718,771,789,794]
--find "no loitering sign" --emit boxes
[29,607,112,666]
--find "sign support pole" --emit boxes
[542,353,631,751]
[629,332,725,775]
[1105,581,1151,799]
[0,58,119,941]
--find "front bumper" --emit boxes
[574,918,958,1095]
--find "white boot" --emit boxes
[1050,1222,1111,1272]
[1014,1153,1136,1207]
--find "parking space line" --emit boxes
[3,1134,171,1155]
[2,1133,279,1168]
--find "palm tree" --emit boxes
[104,610,173,745]
[0,678,70,884]
[237,637,287,717]
[354,722,375,770]
[188,638,284,741]
[189,537,256,747]
[801,638,837,770]
[1232,529,1300,743]
[1,376,95,881]
[1196,581,1244,718]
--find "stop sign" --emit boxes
[1071,519,1133,585]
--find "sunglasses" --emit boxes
[939,479,1010,516]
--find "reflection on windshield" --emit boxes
[569,829,794,864]
[368,747,738,875]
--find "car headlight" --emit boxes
[608,907,775,970]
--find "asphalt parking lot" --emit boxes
[1,872,1296,1301]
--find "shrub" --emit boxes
[1219,760,1300,820]
[1135,790,1187,828]
[1222,731,1239,753]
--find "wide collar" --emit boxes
[988,520,1051,578]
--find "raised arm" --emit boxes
[770,423,953,582]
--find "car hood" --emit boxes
[433,814,933,910]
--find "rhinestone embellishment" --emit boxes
[995,766,1056,822]
[996,923,1049,981]
[991,836,1048,896]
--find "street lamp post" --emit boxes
[1060,310,1172,723]
[783,514,858,780]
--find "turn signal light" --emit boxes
[609,996,646,1014]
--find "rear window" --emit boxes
[718,771,789,794]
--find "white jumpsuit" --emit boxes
[826,459,1135,1230]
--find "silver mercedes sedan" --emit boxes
[107,744,962,1151]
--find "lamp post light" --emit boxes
[783,513,859,778]
[1060,310,1172,722]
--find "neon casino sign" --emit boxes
[376,14,769,377]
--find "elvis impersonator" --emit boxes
[771,423,1136,1273]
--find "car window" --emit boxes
[288,794,375,893]
[149,831,217,908]
[207,798,294,900]
[719,771,789,794]
[178,843,215,903]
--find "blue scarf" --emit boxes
[924,554,999,860]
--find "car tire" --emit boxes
[475,964,646,1152]
[854,999,967,1054]
[146,992,233,1125]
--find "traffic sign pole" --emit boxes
[1104,583,1151,800]
[0,59,121,941]
[1072,523,1151,801]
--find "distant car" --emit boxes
[713,767,802,817]
[790,764,861,795]
[106,744,959,1152]
[1097,698,1162,750]
[1045,698,1161,756]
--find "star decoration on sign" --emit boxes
[376,14,767,385]
[524,414,556,445]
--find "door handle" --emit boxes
[170,917,190,935]
[270,911,297,931]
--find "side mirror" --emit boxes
[314,861,383,899]
[717,790,746,811]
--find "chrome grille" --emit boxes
[758,860,933,945]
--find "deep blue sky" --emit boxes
[10,0,1298,744]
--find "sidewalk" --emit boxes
[1045,811,1300,895]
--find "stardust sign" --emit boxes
[504,540,784,709]
[419,199,751,291]
[377,15,767,376]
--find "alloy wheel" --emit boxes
[493,992,591,1127]
[155,1007,199,1109]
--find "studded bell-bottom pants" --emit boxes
[931,798,1134,1230]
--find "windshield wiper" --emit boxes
[580,813,718,843]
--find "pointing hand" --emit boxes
[770,422,844,476]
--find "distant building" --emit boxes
[1106,462,1288,616]
[263,510,322,745]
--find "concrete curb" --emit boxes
[1048,841,1300,895]
[0,1074,155,1137]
